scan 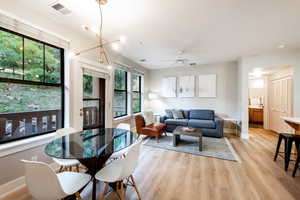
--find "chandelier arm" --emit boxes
[75,40,119,56]
[75,45,101,56]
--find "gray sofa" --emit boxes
[160,109,224,138]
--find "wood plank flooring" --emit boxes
[3,128,300,200]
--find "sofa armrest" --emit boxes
[160,115,168,123]
[214,117,224,137]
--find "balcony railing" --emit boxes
[0,109,61,141]
[0,106,103,143]
[83,106,101,129]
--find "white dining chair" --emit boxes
[21,160,91,200]
[109,123,131,160]
[95,139,143,200]
[53,127,81,172]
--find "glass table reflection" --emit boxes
[45,128,137,200]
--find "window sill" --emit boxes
[113,115,131,121]
[0,133,56,157]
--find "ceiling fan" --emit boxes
[159,51,198,66]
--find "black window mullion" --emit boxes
[22,37,24,80]
[125,71,128,116]
[0,26,65,144]
[43,44,45,83]
[113,69,128,118]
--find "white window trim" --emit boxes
[0,132,56,157]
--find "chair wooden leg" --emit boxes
[116,181,125,200]
[98,183,109,200]
[59,166,64,173]
[75,192,83,200]
[130,175,141,200]
[76,164,80,172]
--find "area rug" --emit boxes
[144,135,240,162]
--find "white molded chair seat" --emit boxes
[21,160,91,200]
[57,172,91,195]
[53,158,80,167]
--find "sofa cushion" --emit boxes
[165,119,189,126]
[189,109,214,120]
[188,119,216,129]
[171,109,184,119]
[182,110,190,119]
[165,109,173,119]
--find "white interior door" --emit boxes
[269,76,293,133]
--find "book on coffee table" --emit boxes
[182,127,196,132]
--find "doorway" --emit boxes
[82,74,106,129]
[248,66,294,133]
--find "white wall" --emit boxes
[148,61,239,118]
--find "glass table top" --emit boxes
[45,128,137,160]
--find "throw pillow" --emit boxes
[165,109,173,119]
[172,109,184,119]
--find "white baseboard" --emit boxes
[0,162,59,198]
[0,176,25,199]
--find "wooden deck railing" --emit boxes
[0,109,61,140]
[83,106,100,129]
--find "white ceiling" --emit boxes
[2,0,300,69]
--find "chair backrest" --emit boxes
[55,127,79,139]
[117,123,130,131]
[21,160,66,200]
[119,139,143,179]
[135,115,145,135]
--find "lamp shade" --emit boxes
[148,92,158,100]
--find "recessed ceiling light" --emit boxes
[277,43,286,49]
[139,59,147,62]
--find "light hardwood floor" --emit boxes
[3,128,300,200]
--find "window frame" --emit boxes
[113,69,128,118]
[132,74,142,114]
[0,26,65,144]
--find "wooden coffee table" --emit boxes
[172,126,203,151]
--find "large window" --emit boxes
[0,27,64,144]
[132,74,141,113]
[113,69,127,118]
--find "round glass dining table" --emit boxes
[45,128,137,200]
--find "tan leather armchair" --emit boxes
[135,115,166,142]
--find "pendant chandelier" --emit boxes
[74,0,122,66]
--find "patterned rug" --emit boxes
[144,134,240,162]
